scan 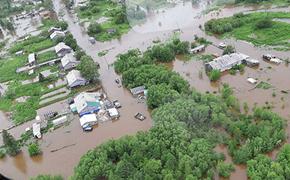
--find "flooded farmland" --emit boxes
[0,0,290,179]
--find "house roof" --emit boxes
[207,53,249,72]
[108,108,119,117]
[48,27,62,33]
[190,45,205,53]
[50,31,65,39]
[66,70,86,87]
[61,53,78,67]
[55,42,72,54]
[79,114,97,127]
[74,92,101,114]
[28,53,36,64]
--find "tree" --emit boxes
[28,142,41,156]
[255,18,273,29]
[2,130,20,156]
[77,55,99,83]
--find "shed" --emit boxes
[247,78,257,84]
[130,86,146,96]
[48,27,62,34]
[66,70,87,88]
[79,114,98,128]
[55,42,72,57]
[245,58,259,67]
[74,92,102,116]
[107,108,119,119]
[28,53,36,66]
[61,53,79,70]
[190,45,205,54]
[32,123,41,139]
[50,31,65,40]
[52,116,68,127]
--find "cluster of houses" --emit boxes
[69,91,120,131]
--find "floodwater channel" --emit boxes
[0,0,290,179]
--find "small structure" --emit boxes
[205,53,249,72]
[135,113,146,121]
[218,42,227,49]
[39,69,57,81]
[48,27,62,34]
[190,45,205,54]
[55,42,72,57]
[245,58,260,67]
[107,108,120,119]
[66,70,87,88]
[73,92,102,116]
[52,116,68,127]
[107,28,117,34]
[130,86,146,96]
[50,31,65,40]
[61,53,79,70]
[39,10,52,20]
[79,114,98,128]
[28,53,36,66]
[262,54,282,64]
[32,123,41,139]
[247,78,258,84]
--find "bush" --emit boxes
[88,22,102,36]
[255,18,273,29]
[31,175,63,180]
[209,70,221,81]
[28,142,41,156]
[217,162,235,178]
[0,148,6,159]
[223,45,235,55]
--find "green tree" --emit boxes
[77,55,99,83]
[217,161,235,178]
[2,130,20,156]
[209,70,221,81]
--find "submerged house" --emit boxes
[66,70,87,88]
[61,53,79,70]
[73,92,102,116]
[205,53,250,72]
[130,86,146,96]
[55,42,72,57]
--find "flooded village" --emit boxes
[0,0,290,179]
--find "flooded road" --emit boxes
[1,0,290,179]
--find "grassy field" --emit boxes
[37,50,58,63]
[206,12,290,50]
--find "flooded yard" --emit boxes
[0,0,289,179]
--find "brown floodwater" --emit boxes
[1,0,290,179]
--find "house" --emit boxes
[50,31,65,40]
[130,86,146,96]
[66,70,87,88]
[190,45,205,54]
[48,27,62,34]
[79,114,98,128]
[73,92,102,116]
[205,53,249,72]
[107,108,120,119]
[55,42,72,57]
[28,53,36,66]
[61,53,79,70]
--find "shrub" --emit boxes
[217,161,235,178]
[88,23,102,36]
[28,142,41,156]
[255,18,273,29]
[209,70,221,81]
[0,148,6,159]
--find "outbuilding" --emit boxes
[28,53,36,66]
[52,116,68,127]
[107,108,119,119]
[66,70,87,88]
[130,86,146,96]
[50,31,65,40]
[79,114,98,128]
[190,45,205,54]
